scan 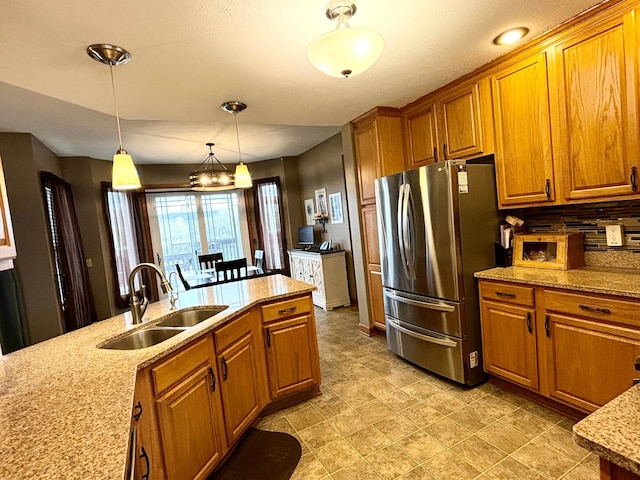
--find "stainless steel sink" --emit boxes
[100,328,182,350]
[155,306,228,328]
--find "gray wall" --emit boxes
[0,133,64,344]
[297,133,356,301]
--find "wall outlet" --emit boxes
[605,224,624,247]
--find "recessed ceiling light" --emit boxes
[493,27,530,45]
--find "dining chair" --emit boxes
[216,258,248,281]
[254,249,265,274]
[174,264,191,291]
[198,252,223,272]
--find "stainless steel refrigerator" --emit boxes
[375,158,499,386]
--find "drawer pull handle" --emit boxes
[496,292,516,298]
[221,357,228,381]
[579,304,611,314]
[132,401,143,421]
[266,328,271,347]
[526,312,532,333]
[209,367,216,392]
[545,178,551,200]
[631,166,638,192]
[278,306,297,315]
[544,315,550,337]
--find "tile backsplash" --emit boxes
[506,201,640,269]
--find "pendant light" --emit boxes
[87,44,141,190]
[307,0,384,78]
[221,101,253,189]
[189,143,235,191]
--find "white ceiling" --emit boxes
[0,0,603,165]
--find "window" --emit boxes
[147,191,250,279]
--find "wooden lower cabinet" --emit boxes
[133,293,320,480]
[367,268,386,331]
[214,309,267,445]
[156,363,225,480]
[151,337,224,480]
[544,312,640,412]
[479,280,640,414]
[262,295,321,399]
[480,300,538,390]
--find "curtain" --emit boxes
[102,183,157,309]
[0,268,26,353]
[254,178,286,272]
[41,172,96,332]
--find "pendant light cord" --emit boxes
[233,113,242,162]
[109,63,124,150]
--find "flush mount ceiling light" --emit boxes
[86,44,141,190]
[493,27,530,45]
[307,0,384,78]
[189,143,235,191]
[221,101,253,189]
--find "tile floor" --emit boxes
[256,306,598,480]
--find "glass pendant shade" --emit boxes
[234,162,252,188]
[112,150,141,190]
[307,27,384,78]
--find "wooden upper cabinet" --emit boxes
[491,52,556,208]
[353,108,405,205]
[438,81,485,160]
[551,10,639,201]
[404,103,438,167]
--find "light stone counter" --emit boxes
[0,274,314,479]
[573,383,640,475]
[474,266,640,298]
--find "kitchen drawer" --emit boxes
[480,281,535,307]
[151,336,213,395]
[544,289,640,329]
[261,295,313,323]
[214,310,254,352]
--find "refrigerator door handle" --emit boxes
[403,183,416,279]
[388,318,457,348]
[397,184,411,279]
[385,289,456,312]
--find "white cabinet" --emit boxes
[288,250,350,311]
[0,155,16,271]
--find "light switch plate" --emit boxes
[606,224,624,247]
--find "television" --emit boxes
[297,226,315,246]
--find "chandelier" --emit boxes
[189,143,235,191]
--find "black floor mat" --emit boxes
[208,428,302,480]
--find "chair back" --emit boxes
[216,258,248,281]
[198,252,223,271]
[254,249,265,274]
[174,264,191,290]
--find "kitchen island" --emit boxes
[0,274,315,479]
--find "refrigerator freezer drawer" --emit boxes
[384,288,465,337]
[386,317,467,384]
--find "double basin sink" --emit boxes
[100,306,228,350]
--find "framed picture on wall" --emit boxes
[314,188,328,216]
[304,198,315,225]
[329,192,344,224]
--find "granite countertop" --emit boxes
[573,383,640,475]
[474,266,640,298]
[0,274,314,479]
